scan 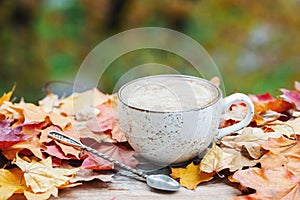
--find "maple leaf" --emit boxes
[220,127,281,159]
[81,139,138,169]
[222,148,258,172]
[59,88,109,116]
[170,163,214,190]
[81,154,113,170]
[0,101,24,127]
[15,155,80,193]
[70,168,113,183]
[38,92,60,113]
[281,88,300,111]
[261,135,299,155]
[249,92,275,102]
[0,119,28,149]
[233,167,300,200]
[45,144,78,160]
[0,168,27,200]
[267,118,300,137]
[200,142,234,173]
[0,85,15,106]
[2,135,44,160]
[260,135,300,176]
[19,101,71,129]
[86,102,126,142]
[23,187,59,200]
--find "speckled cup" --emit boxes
[118,75,254,165]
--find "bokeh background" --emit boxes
[1,0,300,102]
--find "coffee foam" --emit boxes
[120,76,219,112]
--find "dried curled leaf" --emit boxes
[200,142,234,173]
[15,155,79,193]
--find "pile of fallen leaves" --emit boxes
[0,87,138,200]
[171,81,300,200]
[1,81,300,200]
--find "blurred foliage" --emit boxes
[1,0,300,101]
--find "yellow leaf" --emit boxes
[24,187,58,200]
[0,168,27,200]
[170,163,214,190]
[15,155,79,193]
[0,85,15,106]
[200,142,234,173]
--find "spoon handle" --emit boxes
[48,131,147,179]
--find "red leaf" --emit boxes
[86,103,126,142]
[45,144,78,160]
[249,93,274,102]
[81,138,138,169]
[281,89,300,110]
[81,155,113,170]
[0,120,28,149]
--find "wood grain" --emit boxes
[55,174,241,200]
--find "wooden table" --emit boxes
[56,172,241,200]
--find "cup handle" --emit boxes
[215,93,254,141]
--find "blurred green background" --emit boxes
[1,0,300,102]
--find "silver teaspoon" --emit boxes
[48,131,180,192]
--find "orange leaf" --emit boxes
[0,168,27,200]
[0,85,15,106]
[170,163,214,190]
[261,135,299,155]
[233,167,300,200]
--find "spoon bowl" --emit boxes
[146,174,180,191]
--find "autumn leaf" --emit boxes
[86,102,126,142]
[1,135,44,160]
[45,144,78,160]
[81,154,113,170]
[267,118,300,137]
[0,85,15,106]
[23,187,58,200]
[38,92,60,113]
[170,163,214,190]
[259,135,300,176]
[220,127,280,159]
[70,168,113,183]
[15,155,80,193]
[221,148,258,172]
[81,139,138,169]
[281,88,300,111]
[261,135,299,155]
[0,101,24,127]
[200,142,234,173]
[0,119,28,149]
[233,167,300,200]
[249,93,275,102]
[0,168,27,200]
[59,88,109,116]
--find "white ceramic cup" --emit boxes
[117,75,254,165]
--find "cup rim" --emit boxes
[117,74,222,113]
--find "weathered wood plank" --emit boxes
[56,174,241,200]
